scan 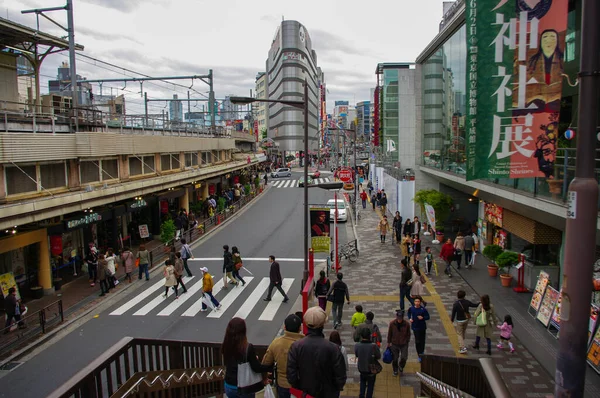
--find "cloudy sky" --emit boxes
[3,0,448,114]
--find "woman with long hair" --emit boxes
[329,330,348,370]
[222,318,271,397]
[472,294,497,355]
[314,270,331,311]
[410,263,426,298]
[231,246,246,286]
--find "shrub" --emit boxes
[160,219,176,245]
[496,251,520,274]
[413,189,453,230]
[482,244,503,264]
[217,197,226,212]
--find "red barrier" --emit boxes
[309,248,314,280]
[301,275,313,335]
[513,254,528,293]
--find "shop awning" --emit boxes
[503,209,562,244]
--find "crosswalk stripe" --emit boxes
[207,277,255,318]
[283,180,291,188]
[181,277,225,317]
[110,277,182,316]
[157,278,204,316]
[133,277,189,316]
[233,278,271,319]
[258,278,294,321]
[290,180,296,188]
[273,181,282,187]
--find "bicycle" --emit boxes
[331,241,360,263]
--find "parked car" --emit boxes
[309,169,321,178]
[271,168,292,178]
[327,199,347,222]
[298,176,314,187]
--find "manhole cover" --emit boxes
[0,362,22,371]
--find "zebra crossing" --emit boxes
[271,177,330,188]
[109,275,295,321]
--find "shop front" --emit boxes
[158,188,187,225]
[122,196,159,247]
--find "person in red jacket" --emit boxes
[360,189,368,209]
[439,238,455,277]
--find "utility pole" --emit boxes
[144,92,148,126]
[65,0,78,131]
[208,69,215,133]
[555,0,600,396]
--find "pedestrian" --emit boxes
[387,309,411,376]
[451,290,479,354]
[464,233,475,268]
[355,327,381,398]
[371,192,377,210]
[378,215,389,243]
[174,252,188,293]
[169,246,177,266]
[401,234,411,262]
[402,219,412,238]
[163,259,178,298]
[136,244,150,281]
[231,246,246,286]
[410,263,426,299]
[412,216,422,236]
[353,311,382,346]
[263,255,289,303]
[223,245,238,288]
[287,306,347,398]
[360,189,368,209]
[454,232,465,269]
[392,212,403,243]
[200,267,221,311]
[222,317,271,397]
[262,314,303,398]
[440,238,455,277]
[98,254,110,297]
[424,247,433,275]
[376,190,382,207]
[180,238,194,277]
[399,259,413,311]
[351,305,367,328]
[472,294,497,355]
[85,243,98,287]
[264,173,268,186]
[497,314,515,353]
[379,193,388,215]
[105,248,117,289]
[329,330,349,370]
[3,287,25,332]
[412,234,422,261]
[367,180,373,196]
[326,272,351,329]
[407,296,430,361]
[314,270,331,311]
[122,247,134,283]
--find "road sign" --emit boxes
[338,167,353,183]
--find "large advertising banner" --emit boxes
[310,208,331,253]
[424,204,436,233]
[466,0,569,180]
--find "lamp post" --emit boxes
[327,127,358,221]
[230,79,310,286]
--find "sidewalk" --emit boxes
[315,198,558,397]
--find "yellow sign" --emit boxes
[310,207,331,253]
[0,272,21,301]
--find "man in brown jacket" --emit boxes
[262,314,303,397]
[387,309,411,376]
[174,252,188,293]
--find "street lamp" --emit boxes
[230,80,311,286]
[327,127,359,222]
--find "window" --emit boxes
[161,154,172,171]
[202,152,210,165]
[41,162,66,189]
[212,150,219,162]
[185,152,198,167]
[5,165,37,195]
[129,157,142,176]
[143,156,155,174]
[80,161,100,184]
[102,159,118,181]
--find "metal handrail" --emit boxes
[417,371,477,398]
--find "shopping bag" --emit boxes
[382,347,394,364]
[263,384,275,398]
[135,258,140,268]
[476,309,488,326]
[201,293,216,311]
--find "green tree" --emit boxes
[412,189,453,229]
[160,219,176,245]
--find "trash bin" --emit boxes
[54,278,63,291]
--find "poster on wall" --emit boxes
[587,326,600,374]
[484,203,503,227]
[310,208,331,253]
[536,286,560,327]
[465,0,569,180]
[0,272,21,300]
[493,229,508,249]
[138,225,150,239]
[529,271,550,316]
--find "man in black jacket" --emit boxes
[263,255,289,303]
[326,272,351,329]
[222,245,238,288]
[399,259,413,311]
[451,290,479,354]
[288,306,346,397]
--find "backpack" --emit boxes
[476,308,488,327]
[371,324,381,347]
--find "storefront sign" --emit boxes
[484,202,503,227]
[549,288,563,331]
[466,0,569,180]
[587,325,600,373]
[590,305,599,346]
[529,271,550,313]
[493,229,507,249]
[128,199,148,211]
[0,272,21,301]
[50,235,63,256]
[65,213,102,230]
[138,224,150,239]
[310,208,331,253]
[536,285,559,327]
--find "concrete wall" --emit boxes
[0,53,19,109]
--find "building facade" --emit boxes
[169,94,183,122]
[254,72,268,141]
[356,101,371,143]
[265,20,320,153]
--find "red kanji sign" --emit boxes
[338,167,353,183]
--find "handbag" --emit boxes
[368,345,383,374]
[476,308,488,326]
[406,278,414,286]
[263,384,275,398]
[237,345,264,394]
[420,275,426,284]
[236,262,243,271]
[382,347,393,364]
[459,301,471,319]
[135,258,140,268]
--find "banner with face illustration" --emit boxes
[466,0,569,180]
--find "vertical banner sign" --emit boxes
[466,0,569,180]
[310,208,331,253]
[424,203,436,234]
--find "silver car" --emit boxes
[327,199,347,222]
[271,168,292,178]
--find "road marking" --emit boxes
[188,257,304,262]
[181,277,225,317]
[109,277,180,315]
[157,278,203,316]
[133,277,192,316]
[207,277,255,318]
[233,278,271,319]
[283,180,291,188]
[259,278,294,321]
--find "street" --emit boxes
[0,171,350,398]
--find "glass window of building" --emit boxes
[40,162,67,189]
[5,165,37,195]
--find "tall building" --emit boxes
[356,101,371,143]
[169,94,183,122]
[266,20,320,154]
[333,101,350,129]
[254,72,267,140]
[221,96,240,122]
[48,61,91,106]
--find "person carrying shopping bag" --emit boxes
[472,294,497,355]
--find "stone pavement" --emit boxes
[309,196,556,397]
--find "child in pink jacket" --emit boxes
[497,314,515,353]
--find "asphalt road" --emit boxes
[0,171,350,398]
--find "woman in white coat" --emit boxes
[410,263,427,298]
[163,259,178,299]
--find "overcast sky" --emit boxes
[4,0,448,114]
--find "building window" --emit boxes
[129,157,142,176]
[212,150,219,163]
[101,159,119,181]
[202,151,210,165]
[185,152,198,167]
[40,162,66,190]
[161,154,172,171]
[80,161,100,184]
[129,156,155,176]
[5,165,37,195]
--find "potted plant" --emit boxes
[435,226,445,243]
[413,189,453,241]
[482,244,503,277]
[496,251,519,287]
[160,219,176,249]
